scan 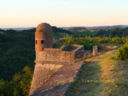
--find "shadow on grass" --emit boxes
[66,61,101,96]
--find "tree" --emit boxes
[64,36,73,45]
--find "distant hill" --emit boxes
[0,26,72,40]
[63,25,128,32]
[63,27,88,32]
[62,25,128,37]
[0,29,14,42]
[87,25,128,30]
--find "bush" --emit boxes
[63,36,73,45]
[93,37,102,44]
[112,37,121,43]
[116,44,128,60]
[12,66,33,96]
[102,37,111,43]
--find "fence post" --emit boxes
[93,45,98,56]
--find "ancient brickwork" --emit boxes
[29,64,63,95]
[30,23,85,96]
[35,45,84,65]
[36,48,75,64]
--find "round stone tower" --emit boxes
[35,23,53,52]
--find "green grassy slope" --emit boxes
[66,50,128,96]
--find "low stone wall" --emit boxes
[36,45,84,65]
[36,48,75,64]
[73,45,84,58]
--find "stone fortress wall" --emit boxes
[30,23,117,96]
[30,23,85,96]
[35,45,84,65]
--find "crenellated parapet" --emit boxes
[35,45,84,65]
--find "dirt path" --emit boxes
[66,50,128,96]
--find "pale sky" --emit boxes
[0,0,128,28]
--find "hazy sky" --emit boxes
[0,0,128,28]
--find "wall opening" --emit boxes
[41,40,44,44]
[35,40,37,44]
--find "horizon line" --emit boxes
[0,24,128,29]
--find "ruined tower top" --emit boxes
[36,23,52,33]
[35,23,53,52]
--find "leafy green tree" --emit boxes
[20,66,32,96]
[112,37,121,43]
[0,80,13,96]
[64,36,74,45]
[116,44,128,60]
[12,66,32,96]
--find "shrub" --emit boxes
[83,43,94,50]
[112,37,121,43]
[116,44,128,60]
[84,36,93,43]
[121,37,127,44]
[103,37,111,43]
[93,37,102,44]
[63,36,73,45]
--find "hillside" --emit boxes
[64,25,128,31]
[0,27,72,96]
[0,27,128,96]
[64,27,128,37]
[66,50,128,96]
[0,27,71,80]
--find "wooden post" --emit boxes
[93,45,98,56]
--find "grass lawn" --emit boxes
[66,50,128,96]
